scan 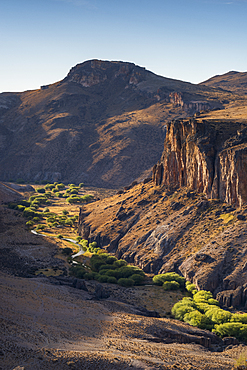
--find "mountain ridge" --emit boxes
[0,59,237,187]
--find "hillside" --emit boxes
[200,70,247,95]
[0,59,240,188]
[78,110,247,309]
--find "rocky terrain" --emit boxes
[0,59,241,188]
[1,185,246,370]
[200,71,247,95]
[78,105,247,310]
[1,61,247,369]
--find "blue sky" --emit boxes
[0,0,247,92]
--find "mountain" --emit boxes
[200,70,247,95]
[0,59,235,188]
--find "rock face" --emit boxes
[153,118,247,206]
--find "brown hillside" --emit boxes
[78,113,247,309]
[0,59,240,188]
[200,70,247,95]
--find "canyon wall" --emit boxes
[152,118,247,207]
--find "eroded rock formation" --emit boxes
[153,118,247,206]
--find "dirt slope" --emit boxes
[199,70,247,95]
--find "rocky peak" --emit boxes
[65,59,148,88]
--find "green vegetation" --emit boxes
[172,284,247,342]
[153,272,186,290]
[70,252,145,287]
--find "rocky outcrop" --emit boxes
[153,118,247,206]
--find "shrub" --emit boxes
[184,310,213,330]
[97,275,108,283]
[16,204,25,211]
[23,207,39,218]
[163,280,180,291]
[70,189,78,195]
[153,272,185,288]
[84,272,96,280]
[26,220,35,227]
[62,247,73,255]
[36,224,45,230]
[69,266,86,279]
[32,217,40,222]
[186,281,197,294]
[107,276,117,284]
[36,187,46,193]
[45,184,55,190]
[79,183,84,188]
[171,298,197,320]
[76,236,82,242]
[130,274,145,285]
[81,194,94,202]
[106,255,118,264]
[231,313,247,324]
[213,322,247,342]
[205,308,232,324]
[113,259,128,268]
[118,278,134,287]
[63,210,69,215]
[193,290,213,303]
[56,183,65,189]
[57,234,63,239]
[43,207,50,213]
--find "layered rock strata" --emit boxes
[153,118,247,207]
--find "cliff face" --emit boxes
[152,118,247,207]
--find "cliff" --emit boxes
[152,118,247,207]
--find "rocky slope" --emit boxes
[0,59,237,188]
[200,70,247,95]
[78,109,247,309]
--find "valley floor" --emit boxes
[0,272,245,370]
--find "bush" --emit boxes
[97,275,108,283]
[184,310,213,330]
[70,189,78,195]
[113,259,128,268]
[186,281,197,294]
[45,184,55,190]
[69,266,86,279]
[56,183,65,189]
[193,290,214,303]
[107,276,117,284]
[43,207,50,213]
[26,220,35,227]
[153,272,185,288]
[81,194,94,202]
[205,308,232,324]
[23,207,39,218]
[57,234,63,239]
[130,274,145,285]
[36,224,45,230]
[62,247,73,255]
[163,280,180,291]
[16,204,25,212]
[118,278,134,287]
[36,187,46,193]
[106,255,117,264]
[231,313,247,324]
[63,209,69,215]
[213,322,247,342]
[79,183,84,188]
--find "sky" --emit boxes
[0,0,247,93]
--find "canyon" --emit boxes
[1,60,247,369]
